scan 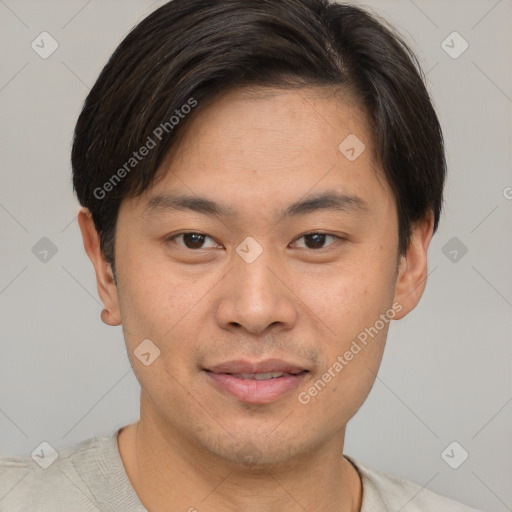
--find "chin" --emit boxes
[198,427,314,469]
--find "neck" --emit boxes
[118,412,362,512]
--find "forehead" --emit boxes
[131,85,391,217]
[169,85,374,163]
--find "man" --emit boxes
[0,0,482,510]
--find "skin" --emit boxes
[78,86,434,512]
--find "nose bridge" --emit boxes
[233,233,278,283]
[236,249,277,298]
[215,238,297,334]
[234,238,281,306]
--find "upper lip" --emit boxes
[205,358,308,375]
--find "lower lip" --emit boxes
[205,371,307,404]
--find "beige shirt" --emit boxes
[0,428,481,512]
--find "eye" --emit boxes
[291,232,341,250]
[168,232,221,250]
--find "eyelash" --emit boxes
[166,232,343,251]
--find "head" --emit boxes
[74,0,445,466]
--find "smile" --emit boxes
[203,359,309,404]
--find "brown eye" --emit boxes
[171,232,219,250]
[293,233,339,250]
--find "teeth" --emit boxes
[234,372,286,380]
[255,372,285,380]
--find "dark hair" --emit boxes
[72,0,446,266]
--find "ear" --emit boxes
[392,211,435,320]
[77,208,121,326]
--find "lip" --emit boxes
[204,358,309,404]
[206,358,308,375]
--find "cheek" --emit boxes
[297,317,390,430]
[116,242,207,341]
[116,259,215,400]
[300,246,396,395]
[304,252,396,336]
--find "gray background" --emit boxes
[0,0,511,510]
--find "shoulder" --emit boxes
[0,434,111,512]
[345,455,482,512]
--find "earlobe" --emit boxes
[77,208,122,326]
[392,212,435,320]
[101,308,120,326]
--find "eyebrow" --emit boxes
[143,191,369,220]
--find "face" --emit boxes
[81,86,433,466]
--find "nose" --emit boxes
[215,246,298,335]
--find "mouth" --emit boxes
[203,359,309,404]
[223,371,305,380]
